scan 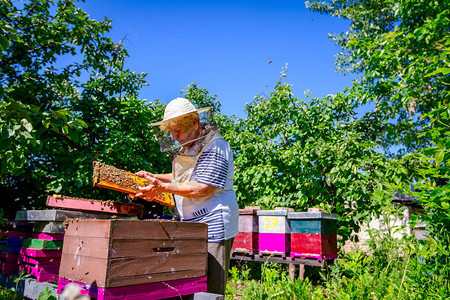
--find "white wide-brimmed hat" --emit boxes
[151,97,212,126]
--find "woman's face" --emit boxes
[169,119,199,146]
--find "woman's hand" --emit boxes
[135,176,164,200]
[135,170,155,180]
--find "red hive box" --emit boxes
[232,207,260,255]
[288,212,338,260]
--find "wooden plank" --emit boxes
[19,255,60,267]
[106,269,207,288]
[1,262,19,274]
[110,220,208,239]
[58,276,207,300]
[46,195,144,218]
[258,233,290,255]
[288,212,338,220]
[290,219,337,234]
[59,254,108,286]
[61,236,110,259]
[33,221,65,234]
[16,209,116,222]
[92,161,174,208]
[107,254,207,277]
[59,252,207,288]
[20,262,60,272]
[290,233,338,260]
[289,263,296,281]
[257,210,288,216]
[19,248,62,258]
[109,238,207,258]
[62,236,206,259]
[238,214,258,233]
[22,239,63,250]
[0,230,31,239]
[19,265,59,283]
[0,237,23,252]
[299,264,305,280]
[239,207,261,214]
[64,219,208,239]
[232,232,258,253]
[0,251,18,263]
[29,232,64,240]
[258,215,291,234]
[64,219,112,238]
[230,252,325,267]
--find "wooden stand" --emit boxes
[231,243,333,281]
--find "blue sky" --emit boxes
[79,0,357,118]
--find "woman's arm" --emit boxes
[134,174,215,200]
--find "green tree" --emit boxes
[306,0,449,156]
[231,72,408,240]
[0,0,167,217]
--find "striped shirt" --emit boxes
[192,142,229,189]
[183,209,225,242]
[177,139,239,243]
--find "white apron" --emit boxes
[172,129,234,220]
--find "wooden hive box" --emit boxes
[257,210,291,256]
[288,212,338,260]
[232,207,260,255]
[59,219,208,288]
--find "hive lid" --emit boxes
[287,212,338,220]
[256,210,288,216]
[239,206,262,215]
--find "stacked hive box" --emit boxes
[0,230,31,274]
[15,210,74,282]
[288,212,338,260]
[15,209,117,283]
[19,233,64,282]
[58,219,208,300]
[232,207,260,255]
[257,210,291,256]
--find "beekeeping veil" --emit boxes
[150,97,217,154]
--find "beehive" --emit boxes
[288,212,338,260]
[257,210,291,255]
[59,219,208,288]
[232,207,260,255]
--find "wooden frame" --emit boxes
[92,161,174,208]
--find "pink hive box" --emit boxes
[257,210,291,256]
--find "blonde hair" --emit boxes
[160,111,199,131]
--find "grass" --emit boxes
[0,287,26,300]
[226,232,450,299]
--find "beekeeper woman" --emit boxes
[135,97,239,295]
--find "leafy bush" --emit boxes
[227,230,449,299]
